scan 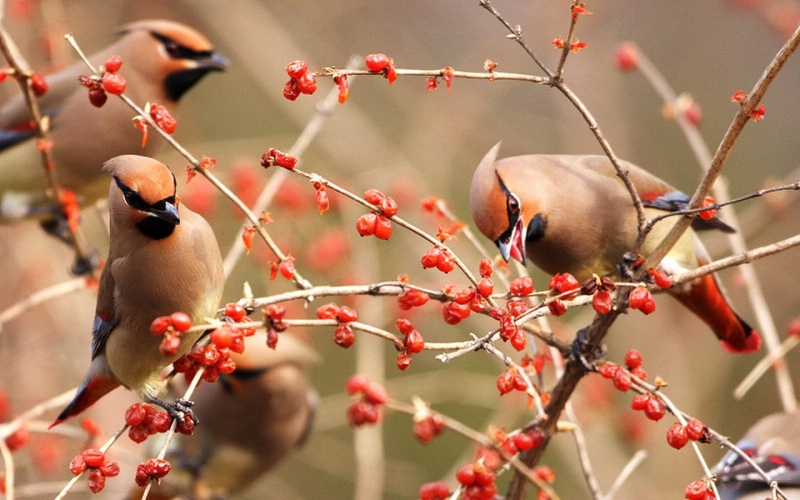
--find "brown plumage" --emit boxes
[0,19,227,225]
[470,143,760,353]
[52,155,224,426]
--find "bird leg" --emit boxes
[149,396,199,426]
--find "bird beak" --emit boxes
[149,200,180,225]
[199,52,229,72]
[497,216,526,266]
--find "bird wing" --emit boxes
[641,189,735,233]
[91,256,119,360]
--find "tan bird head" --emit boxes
[104,155,180,239]
[114,19,228,101]
[470,142,542,266]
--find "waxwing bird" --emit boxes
[165,332,318,496]
[51,155,224,426]
[0,19,227,232]
[717,411,800,500]
[470,143,761,353]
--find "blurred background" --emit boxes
[0,0,799,499]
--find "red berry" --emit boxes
[170,312,192,332]
[667,422,689,449]
[549,272,580,298]
[81,448,105,468]
[420,247,441,269]
[346,374,369,394]
[149,103,177,134]
[99,460,120,477]
[496,370,515,395]
[628,287,650,310]
[479,259,493,278]
[639,294,656,315]
[101,72,126,95]
[698,196,717,221]
[547,299,567,316]
[405,329,425,354]
[509,276,534,296]
[316,302,340,320]
[435,249,456,273]
[285,60,308,79]
[69,455,87,475]
[336,305,358,323]
[364,188,385,205]
[283,79,300,101]
[644,396,666,421]
[373,215,393,240]
[279,259,296,279]
[149,316,171,335]
[513,432,534,452]
[612,368,632,392]
[125,403,148,426]
[365,53,390,72]
[334,324,355,348]
[684,479,710,500]
[4,426,29,451]
[509,329,527,351]
[87,469,105,493]
[592,289,613,314]
[30,74,48,96]
[685,419,706,441]
[315,187,330,214]
[598,364,618,379]
[787,317,800,337]
[456,464,476,486]
[614,42,639,71]
[224,303,246,322]
[356,212,378,236]
[419,481,450,500]
[624,349,643,369]
[146,458,171,478]
[379,196,398,217]
[398,289,429,310]
[296,71,317,94]
[477,278,493,298]
[159,332,181,357]
[88,88,107,108]
[442,301,471,325]
[104,55,123,73]
[630,393,651,411]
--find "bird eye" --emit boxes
[123,191,138,206]
[164,40,181,57]
[507,194,520,213]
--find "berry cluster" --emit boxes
[455,461,498,500]
[149,311,193,357]
[269,256,297,281]
[547,272,581,316]
[666,418,709,450]
[598,349,648,393]
[317,303,359,348]
[173,342,237,385]
[68,448,120,493]
[345,374,387,426]
[134,458,171,488]
[78,55,125,108]
[124,403,172,443]
[356,189,397,240]
[395,318,425,371]
[283,60,317,100]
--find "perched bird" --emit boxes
[717,411,800,500]
[470,143,761,353]
[166,332,318,495]
[51,155,224,426]
[0,19,227,232]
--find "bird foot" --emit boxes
[617,252,642,280]
[70,249,101,276]
[569,326,607,371]
[150,397,199,426]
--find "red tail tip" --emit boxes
[721,330,762,354]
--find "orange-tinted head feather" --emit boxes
[104,155,176,205]
[470,142,510,242]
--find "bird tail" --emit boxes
[50,372,120,428]
[670,272,761,354]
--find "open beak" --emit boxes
[497,216,526,266]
